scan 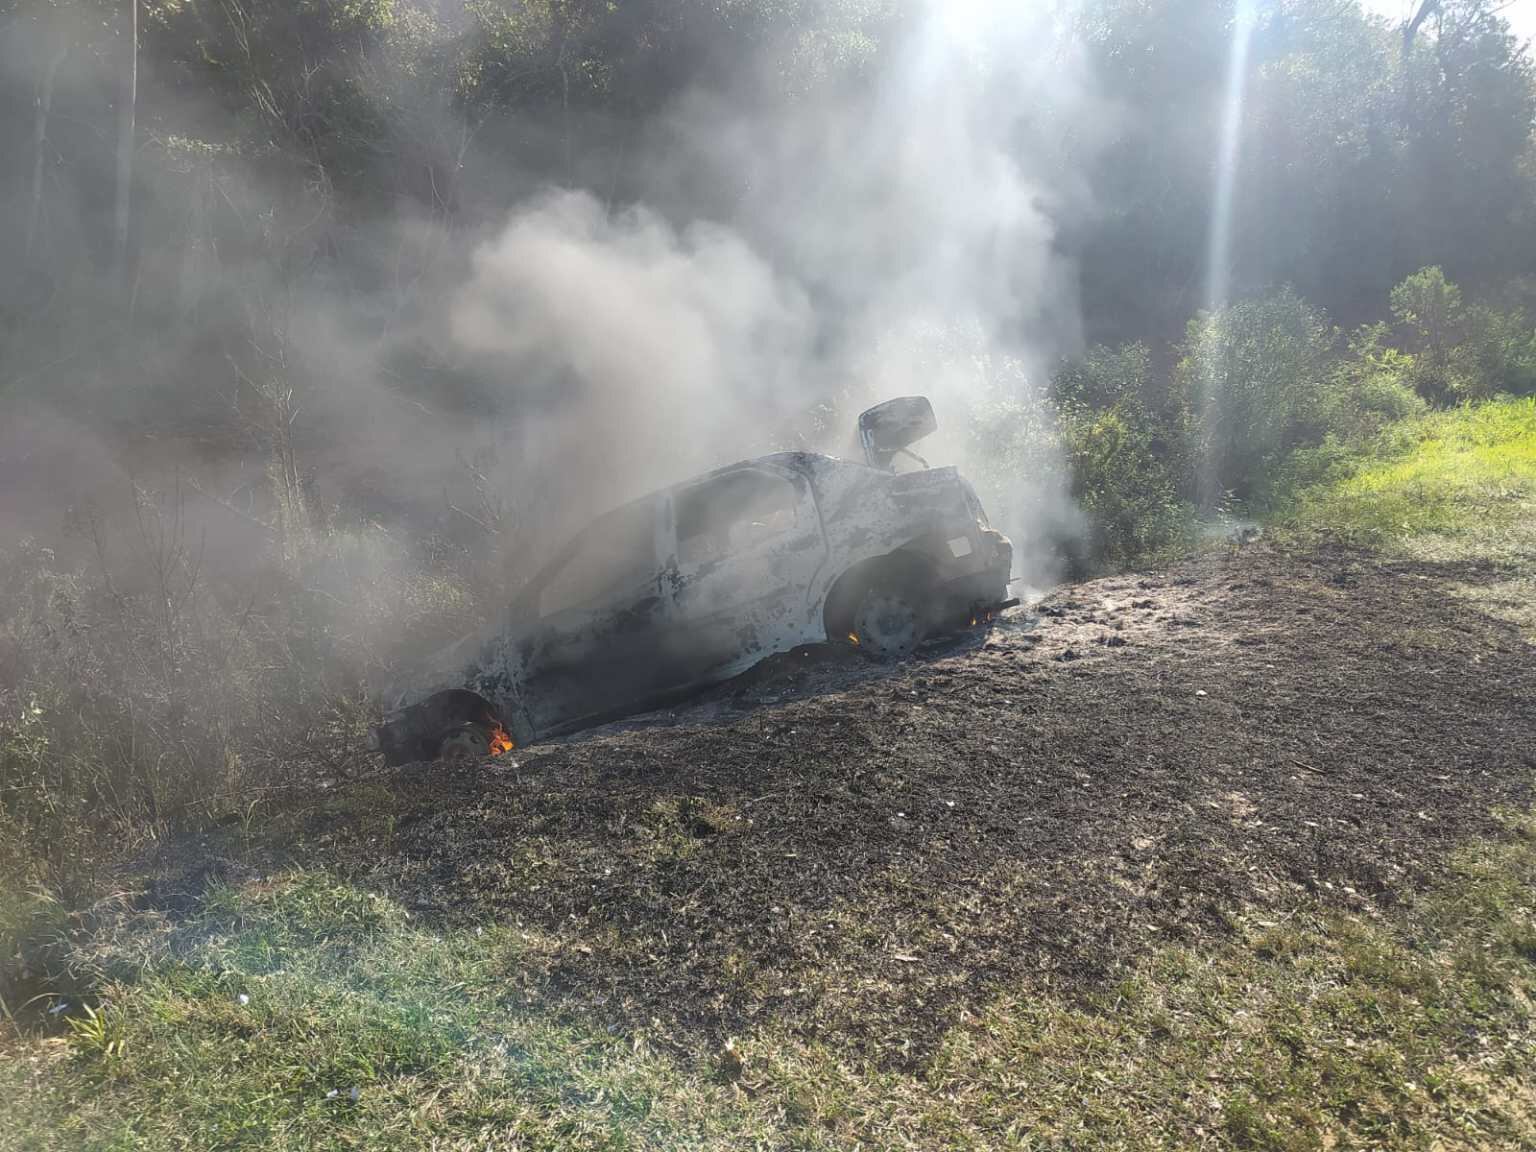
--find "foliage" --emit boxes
[1391,266,1465,356]
[952,354,1078,571]
[1051,345,1195,572]
[1077,0,1535,344]
[1391,266,1468,402]
[1058,402,1194,573]
[5,0,1534,341]
[1389,267,1536,402]
[1173,287,1338,508]
[1460,301,1536,399]
[1319,323,1428,443]
[1279,393,1536,647]
[0,507,477,904]
[1280,394,1536,551]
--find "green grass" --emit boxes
[3,826,1536,1150]
[1,875,777,1151]
[1283,395,1536,637]
[1285,396,1536,552]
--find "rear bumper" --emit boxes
[934,529,1012,622]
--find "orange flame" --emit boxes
[489,723,516,757]
[847,632,861,646]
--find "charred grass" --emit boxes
[193,546,1534,1061]
[3,541,1535,1148]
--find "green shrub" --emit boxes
[1051,345,1196,572]
[1390,267,1464,358]
[1460,303,1536,399]
[1388,267,1536,402]
[1057,402,1195,573]
[1172,287,1338,508]
[1319,324,1428,443]
[1052,343,1164,414]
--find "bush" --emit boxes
[1320,324,1428,442]
[1460,303,1536,399]
[1389,267,1536,402]
[1390,267,1464,360]
[0,495,477,905]
[1052,343,1163,414]
[953,356,1080,580]
[1057,403,1195,573]
[1051,345,1195,572]
[1172,287,1338,508]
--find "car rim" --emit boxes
[855,590,919,658]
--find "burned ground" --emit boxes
[147,544,1536,1066]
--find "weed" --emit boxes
[65,1002,127,1063]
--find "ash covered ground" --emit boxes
[148,544,1536,1063]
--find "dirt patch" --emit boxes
[144,544,1536,1064]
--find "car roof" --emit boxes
[615,451,870,511]
[520,452,870,596]
[680,451,849,488]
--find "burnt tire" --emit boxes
[436,722,492,762]
[852,582,927,660]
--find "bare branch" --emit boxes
[1403,0,1440,52]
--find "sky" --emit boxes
[1361,0,1536,42]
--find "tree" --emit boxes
[1399,0,1536,285]
[1390,265,1465,401]
[112,0,135,291]
[1173,287,1338,507]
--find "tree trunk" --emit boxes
[1403,0,1440,53]
[26,45,67,264]
[113,0,138,292]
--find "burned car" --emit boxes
[373,398,1015,763]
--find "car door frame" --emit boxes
[506,492,676,738]
[657,460,830,684]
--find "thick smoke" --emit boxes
[436,0,1102,576]
[2,0,1105,608]
[449,192,816,509]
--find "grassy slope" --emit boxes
[4,398,1536,1151]
[3,832,1535,1151]
[1285,395,1536,638]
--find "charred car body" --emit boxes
[373,398,1014,763]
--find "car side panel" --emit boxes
[659,462,830,682]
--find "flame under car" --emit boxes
[373,398,1015,764]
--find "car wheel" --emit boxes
[852,583,927,660]
[436,722,492,762]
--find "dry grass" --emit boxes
[2,813,1535,1150]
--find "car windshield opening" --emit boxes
[538,501,656,617]
[676,470,797,567]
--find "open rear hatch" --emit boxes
[858,396,937,471]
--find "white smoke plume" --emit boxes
[0,0,1110,594]
[438,0,1106,578]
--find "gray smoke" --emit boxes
[1,0,1108,598]
[437,0,1104,577]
